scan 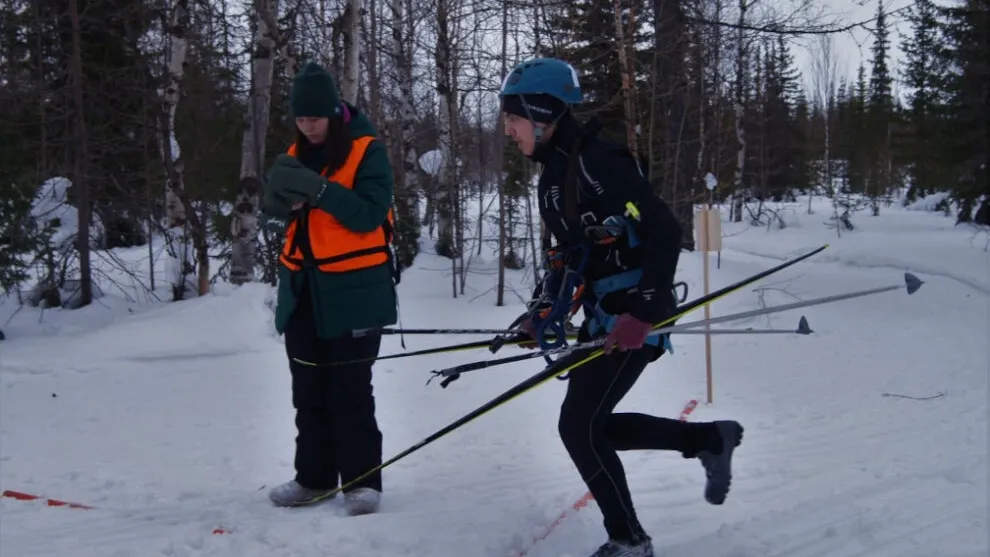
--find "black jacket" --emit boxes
[530,115,683,325]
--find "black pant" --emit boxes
[283,289,383,493]
[557,345,722,542]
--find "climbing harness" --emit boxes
[519,210,677,365]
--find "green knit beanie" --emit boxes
[290,62,342,118]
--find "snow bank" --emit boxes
[1,282,278,375]
[30,177,105,253]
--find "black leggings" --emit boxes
[557,346,720,542]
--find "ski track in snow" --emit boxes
[1,199,987,557]
[723,243,990,296]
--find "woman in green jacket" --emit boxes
[261,62,399,516]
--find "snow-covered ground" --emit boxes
[1,196,987,557]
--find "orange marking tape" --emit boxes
[2,489,233,534]
[2,489,94,509]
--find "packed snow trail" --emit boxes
[1,199,987,557]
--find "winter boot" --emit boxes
[268,480,336,507]
[344,487,380,516]
[588,537,654,557]
[698,420,744,505]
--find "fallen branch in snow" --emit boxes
[881,391,946,401]
[753,277,805,326]
[964,223,989,252]
[2,303,24,328]
[90,248,161,304]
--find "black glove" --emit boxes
[265,154,328,206]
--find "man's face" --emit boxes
[503,113,541,156]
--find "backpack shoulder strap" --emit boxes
[562,117,604,222]
[541,116,604,253]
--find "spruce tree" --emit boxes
[866,0,895,212]
[840,65,871,200]
[900,0,949,202]
[551,0,626,141]
[792,92,813,197]
[938,0,989,223]
[500,137,531,269]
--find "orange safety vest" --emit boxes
[279,135,396,274]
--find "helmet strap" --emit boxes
[518,94,546,145]
[533,125,544,144]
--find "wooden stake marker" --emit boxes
[694,195,721,404]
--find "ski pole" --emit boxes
[320,245,825,496]
[381,327,519,336]
[658,272,922,335]
[293,332,579,368]
[378,326,580,337]
[429,272,923,381]
[673,316,812,335]
[378,287,688,336]
[291,336,527,367]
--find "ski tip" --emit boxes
[797,315,813,334]
[904,273,924,295]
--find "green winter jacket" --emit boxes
[263,105,398,339]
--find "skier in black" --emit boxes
[500,58,745,557]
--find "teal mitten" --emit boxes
[266,154,328,205]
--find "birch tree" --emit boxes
[341,0,361,104]
[730,0,751,222]
[388,0,422,268]
[230,0,279,285]
[433,0,457,273]
[159,0,200,299]
[495,0,509,306]
[161,0,189,231]
[809,33,838,217]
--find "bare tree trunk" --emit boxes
[341,0,361,104]
[230,0,279,285]
[695,27,707,195]
[655,0,695,249]
[389,0,421,268]
[812,34,838,229]
[365,0,383,123]
[711,0,723,184]
[613,0,639,155]
[162,0,189,229]
[496,0,509,306]
[160,0,199,299]
[434,0,457,279]
[318,0,331,68]
[68,0,92,308]
[476,99,484,257]
[731,0,749,223]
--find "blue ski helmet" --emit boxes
[499,58,583,105]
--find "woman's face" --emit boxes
[296,116,329,144]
